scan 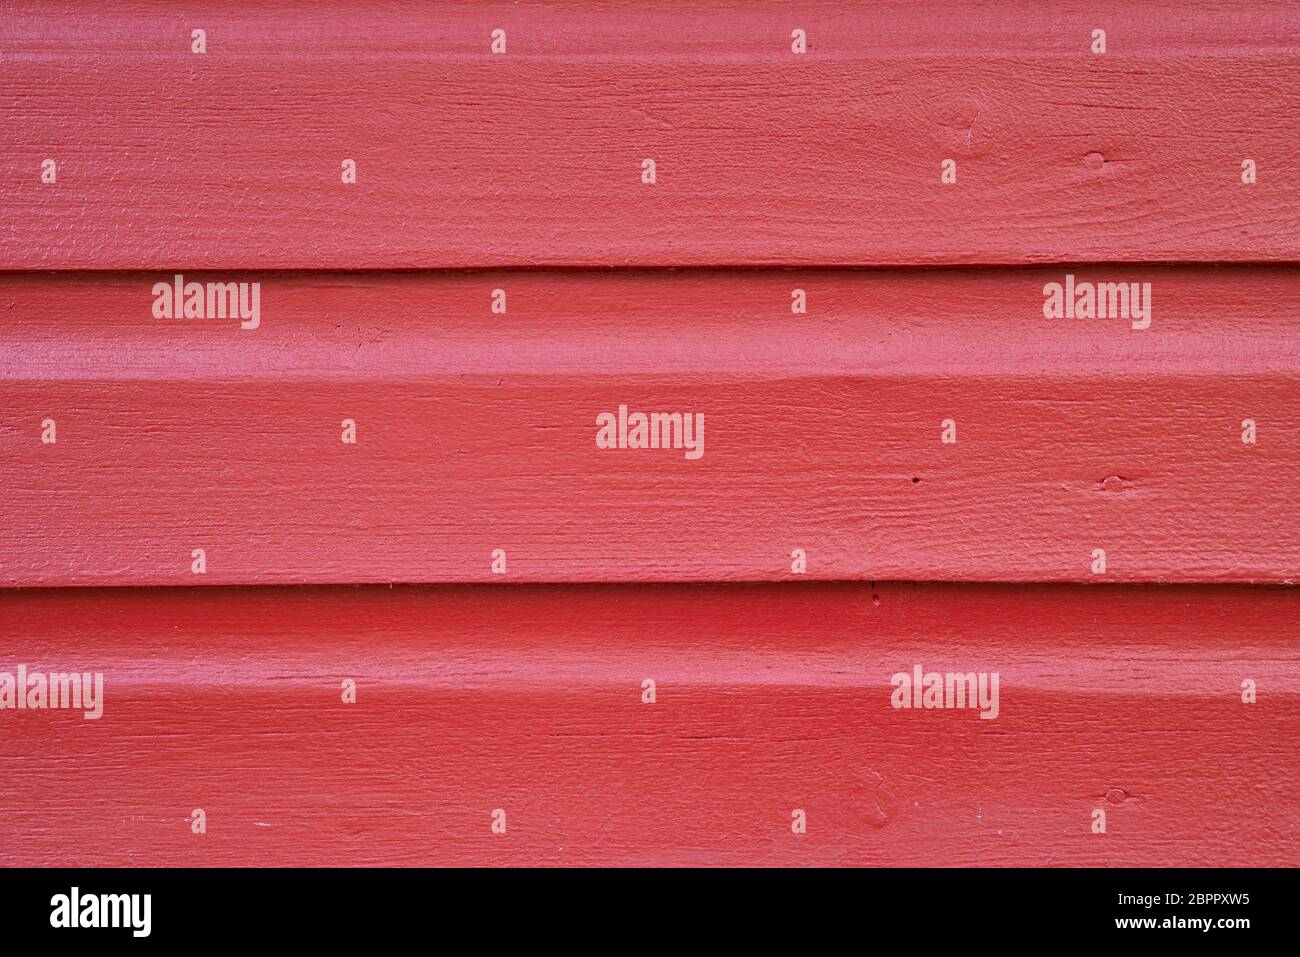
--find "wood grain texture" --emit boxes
[3,0,1298,269]
[0,582,1295,867]
[4,266,1298,586]
[4,1,1297,876]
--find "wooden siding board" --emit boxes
[3,1,1299,269]
[1,582,1296,867]
[3,267,1298,586]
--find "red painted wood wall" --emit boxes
[1,1,1297,867]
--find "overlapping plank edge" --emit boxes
[3,0,1299,269]
[0,582,1295,866]
[3,266,1298,586]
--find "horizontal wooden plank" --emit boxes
[3,266,1299,586]
[2,1,1298,268]
[2,263,1300,590]
[0,582,1295,866]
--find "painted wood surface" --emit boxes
[1,582,1295,867]
[3,1,1298,269]
[4,267,1298,586]
[4,1,1298,875]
